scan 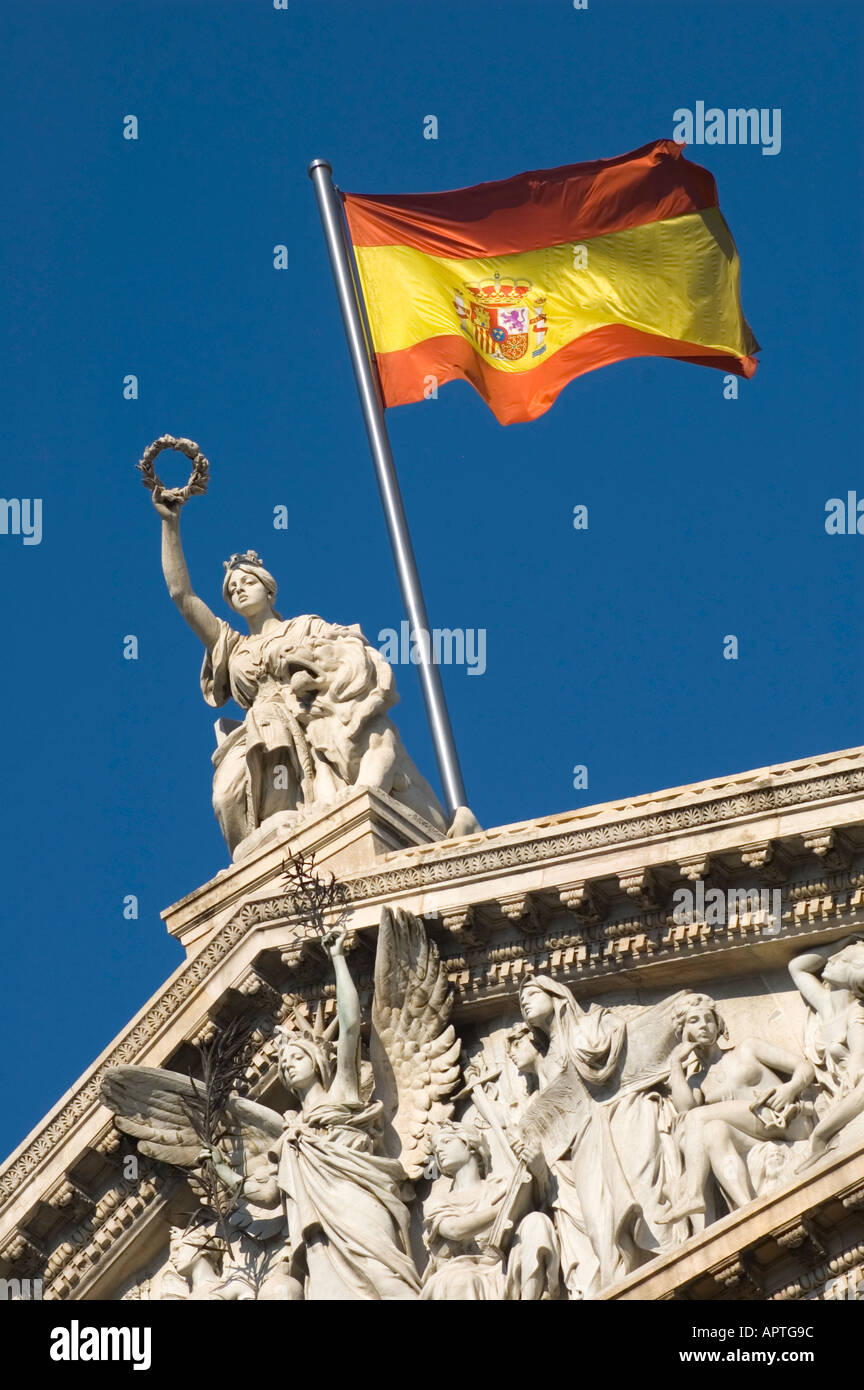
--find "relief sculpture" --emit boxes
[103,902,861,1300]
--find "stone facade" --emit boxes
[5,746,864,1300]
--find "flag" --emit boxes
[343,140,759,426]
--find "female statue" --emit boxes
[264,926,421,1299]
[519,976,626,1088]
[150,484,447,856]
[658,992,813,1225]
[513,978,696,1294]
[516,976,643,1297]
[160,1226,229,1301]
[420,1120,559,1300]
[103,905,460,1301]
[790,937,864,1167]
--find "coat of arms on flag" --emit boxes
[454,275,547,362]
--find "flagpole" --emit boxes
[307,158,469,819]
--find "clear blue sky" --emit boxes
[1,0,861,1158]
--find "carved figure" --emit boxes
[511,981,716,1293]
[420,1120,559,1300]
[160,1226,228,1301]
[515,977,643,1297]
[790,937,864,1168]
[258,925,420,1299]
[149,483,448,857]
[159,1224,295,1301]
[102,907,460,1300]
[658,993,814,1226]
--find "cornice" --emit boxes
[349,757,864,900]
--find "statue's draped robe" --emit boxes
[421,1179,559,1301]
[420,1177,510,1300]
[201,615,445,852]
[271,1099,420,1301]
[523,1015,641,1298]
[522,980,695,1294]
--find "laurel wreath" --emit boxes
[137,435,210,501]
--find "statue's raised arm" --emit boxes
[153,489,222,650]
[138,433,221,650]
[321,925,362,1105]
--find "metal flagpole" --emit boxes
[307,157,468,818]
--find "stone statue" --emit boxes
[100,1066,292,1300]
[657,992,814,1227]
[102,907,461,1300]
[515,977,644,1297]
[149,482,451,858]
[790,937,864,1168]
[420,1120,559,1300]
[159,1224,294,1301]
[240,924,421,1300]
[160,1226,228,1301]
[509,982,722,1294]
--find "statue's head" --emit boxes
[518,978,556,1031]
[275,1026,334,1093]
[432,1121,490,1179]
[222,551,280,620]
[672,992,728,1050]
[505,1020,541,1075]
[823,942,864,996]
[169,1224,221,1277]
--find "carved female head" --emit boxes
[432,1122,490,1180]
[518,980,557,1032]
[822,943,864,996]
[672,992,729,1050]
[169,1224,222,1279]
[275,1029,334,1094]
[222,552,281,621]
[517,974,625,1085]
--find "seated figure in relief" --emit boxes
[790,937,864,1169]
[150,484,454,858]
[657,992,814,1228]
[420,1119,560,1301]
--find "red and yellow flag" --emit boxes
[343,140,759,425]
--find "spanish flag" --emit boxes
[343,140,759,425]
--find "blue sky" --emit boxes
[1,0,861,1158]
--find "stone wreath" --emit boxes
[137,434,209,501]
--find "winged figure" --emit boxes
[101,906,460,1300]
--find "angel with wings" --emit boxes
[102,906,461,1301]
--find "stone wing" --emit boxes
[370,907,461,1180]
[102,1065,206,1167]
[101,1065,282,1169]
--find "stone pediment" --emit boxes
[5,747,864,1301]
